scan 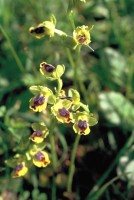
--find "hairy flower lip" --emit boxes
[35,151,45,161]
[41,62,56,73]
[15,163,23,172]
[31,95,45,110]
[31,130,43,138]
[78,120,87,132]
[12,162,28,178]
[32,151,50,167]
[30,26,45,34]
[77,36,87,44]
[59,107,71,122]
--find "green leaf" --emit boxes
[86,176,120,200]
[99,92,134,130]
[117,145,134,186]
[102,48,127,86]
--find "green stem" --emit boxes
[66,47,80,89]
[66,48,77,88]
[49,117,57,171]
[67,134,81,193]
[48,116,57,200]
[0,25,25,73]
[68,10,75,30]
[74,46,81,90]
[57,78,63,95]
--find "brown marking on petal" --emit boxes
[59,108,71,122]
[15,163,23,175]
[41,63,55,73]
[77,36,87,44]
[35,151,48,165]
[33,26,45,34]
[78,120,87,133]
[32,95,45,110]
[31,130,43,140]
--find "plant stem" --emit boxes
[66,36,81,193]
[67,134,81,193]
[66,46,81,90]
[48,116,57,200]
[49,117,57,171]
[57,78,63,95]
[0,25,25,73]
[66,48,77,88]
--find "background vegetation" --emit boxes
[0,0,134,199]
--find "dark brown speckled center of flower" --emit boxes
[78,120,87,133]
[59,108,70,121]
[42,63,55,73]
[32,95,45,109]
[35,151,48,165]
[77,35,87,44]
[31,130,43,139]
[30,26,45,34]
[15,163,23,175]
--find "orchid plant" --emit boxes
[6,1,98,199]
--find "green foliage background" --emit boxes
[0,0,134,199]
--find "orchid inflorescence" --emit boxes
[29,15,94,51]
[6,15,97,178]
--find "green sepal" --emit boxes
[45,76,56,81]
[30,143,46,153]
[68,88,80,103]
[44,65,65,80]
[29,85,53,96]
[32,122,47,131]
[72,103,80,111]
[50,15,56,26]
[56,65,65,78]
[61,99,72,109]
[29,85,41,95]
[36,143,47,151]
[88,116,98,126]
[80,102,90,113]
[47,94,56,104]
[5,157,18,168]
